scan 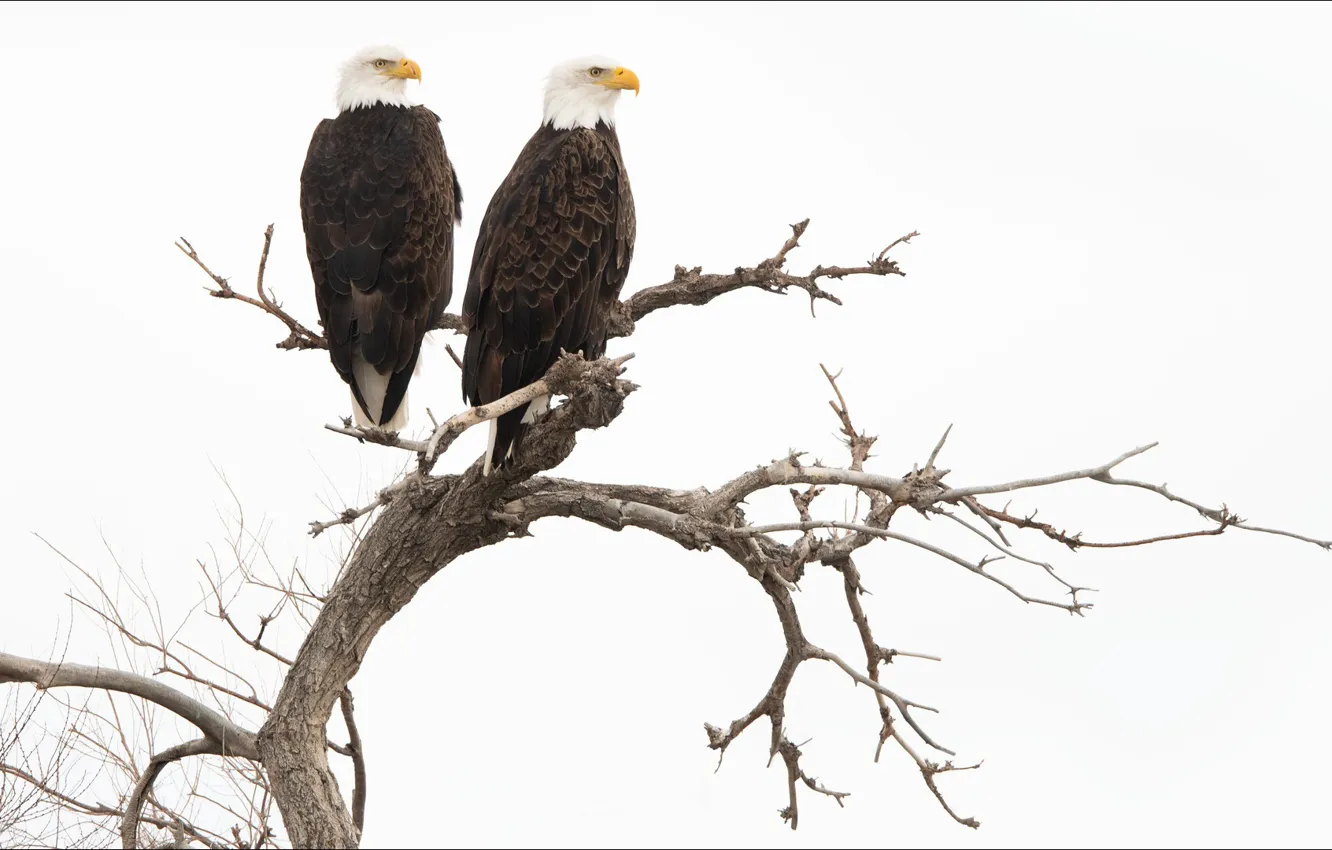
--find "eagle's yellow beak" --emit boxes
[386,58,422,81]
[600,66,640,96]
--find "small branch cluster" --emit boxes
[0,650,260,847]
[2,491,358,847]
[603,219,918,336]
[175,226,325,351]
[488,365,1325,829]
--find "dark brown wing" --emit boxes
[460,123,636,470]
[300,105,461,426]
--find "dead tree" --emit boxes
[1,219,1326,849]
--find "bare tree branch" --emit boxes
[175,226,325,351]
[0,654,257,761]
[728,519,1089,614]
[938,443,1160,501]
[308,472,424,538]
[777,737,849,829]
[608,220,917,335]
[443,343,463,369]
[1092,474,1332,550]
[199,561,295,668]
[974,502,1241,550]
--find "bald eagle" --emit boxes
[300,46,462,432]
[461,57,639,475]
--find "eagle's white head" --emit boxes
[542,56,640,131]
[336,45,422,113]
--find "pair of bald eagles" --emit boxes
[299,46,638,475]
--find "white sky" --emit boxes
[2,1,1330,847]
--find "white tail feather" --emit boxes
[350,355,410,432]
[382,388,409,432]
[522,394,551,425]
[483,419,496,477]
[350,387,375,429]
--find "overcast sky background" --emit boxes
[2,1,1330,847]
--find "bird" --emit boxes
[460,56,639,475]
[299,45,462,433]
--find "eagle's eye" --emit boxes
[374,59,389,68]
[589,67,603,78]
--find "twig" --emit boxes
[320,425,427,453]
[804,646,952,755]
[776,736,849,829]
[727,520,1089,614]
[935,509,1044,565]
[769,219,809,269]
[609,219,915,337]
[975,502,1242,550]
[962,496,1012,547]
[1093,474,1332,550]
[888,726,982,830]
[176,227,326,351]
[833,558,895,760]
[876,231,920,263]
[939,443,1159,501]
[444,344,463,370]
[925,424,953,473]
[199,561,295,667]
[819,363,879,475]
[310,473,422,538]
[424,220,913,339]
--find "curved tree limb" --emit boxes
[120,737,222,849]
[0,653,258,761]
